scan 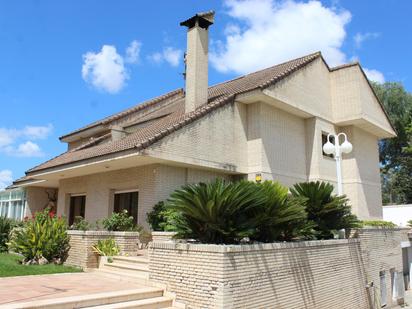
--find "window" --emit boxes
[114,190,138,223]
[321,132,335,159]
[0,189,26,220]
[69,195,86,225]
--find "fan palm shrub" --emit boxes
[290,181,359,239]
[166,179,266,244]
[252,181,309,242]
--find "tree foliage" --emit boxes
[372,82,412,204]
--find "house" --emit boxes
[11,11,395,227]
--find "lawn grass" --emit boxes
[0,253,82,277]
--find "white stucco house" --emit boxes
[10,12,395,227]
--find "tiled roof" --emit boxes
[26,52,321,174]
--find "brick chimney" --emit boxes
[180,11,214,113]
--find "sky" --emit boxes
[0,0,411,189]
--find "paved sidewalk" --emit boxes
[0,272,145,305]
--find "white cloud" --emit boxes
[82,45,129,94]
[22,124,53,140]
[354,32,379,49]
[149,47,183,67]
[125,40,142,64]
[0,170,12,190]
[0,125,52,157]
[364,68,385,84]
[210,0,351,74]
[13,141,44,157]
[0,129,16,147]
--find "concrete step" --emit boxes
[105,261,149,272]
[1,288,164,309]
[80,296,173,309]
[98,267,150,280]
[112,256,149,264]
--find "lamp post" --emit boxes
[322,133,353,195]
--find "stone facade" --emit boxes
[149,229,408,309]
[66,230,139,269]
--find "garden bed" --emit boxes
[0,253,81,277]
[66,230,140,268]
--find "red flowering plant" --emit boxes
[8,208,70,265]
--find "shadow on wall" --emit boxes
[226,241,371,309]
[226,243,316,308]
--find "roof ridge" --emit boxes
[330,62,359,71]
[208,51,321,90]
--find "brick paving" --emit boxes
[0,272,145,305]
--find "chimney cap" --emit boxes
[180,11,215,29]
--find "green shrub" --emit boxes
[0,216,18,252]
[252,181,309,242]
[69,216,91,231]
[165,179,266,244]
[92,238,120,256]
[147,201,168,231]
[102,210,142,232]
[290,181,359,239]
[8,209,70,264]
[407,219,412,228]
[361,220,397,228]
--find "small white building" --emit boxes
[383,204,412,227]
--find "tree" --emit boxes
[372,82,412,204]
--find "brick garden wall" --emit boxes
[66,230,139,269]
[354,228,409,308]
[149,239,371,309]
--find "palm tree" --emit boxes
[290,181,359,239]
[166,179,265,244]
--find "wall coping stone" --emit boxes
[149,238,360,253]
[355,228,410,232]
[67,230,140,236]
[151,231,177,236]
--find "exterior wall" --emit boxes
[383,205,412,227]
[247,102,307,186]
[66,230,140,268]
[25,187,57,217]
[342,126,382,219]
[149,240,370,309]
[149,230,407,309]
[57,164,229,229]
[147,102,248,174]
[330,65,362,123]
[305,117,338,186]
[57,165,157,228]
[265,57,333,121]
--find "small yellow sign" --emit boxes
[255,173,262,183]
